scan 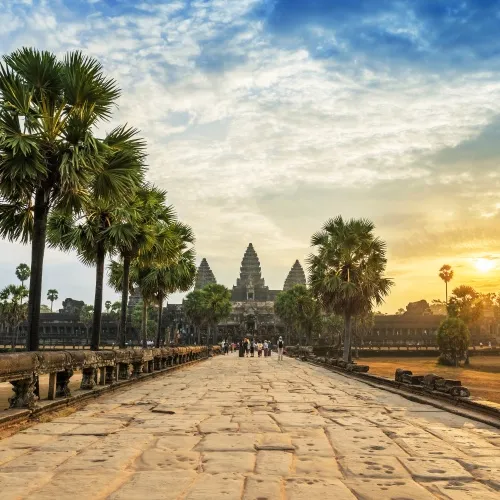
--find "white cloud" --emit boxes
[2,0,500,311]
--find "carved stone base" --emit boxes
[105,366,116,384]
[56,369,73,397]
[118,363,131,380]
[132,362,143,378]
[80,367,97,390]
[9,376,37,409]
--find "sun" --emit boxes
[474,258,496,273]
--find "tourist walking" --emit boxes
[250,339,255,357]
[257,341,263,357]
[244,338,249,357]
[224,340,229,355]
[277,336,284,361]
[263,340,268,357]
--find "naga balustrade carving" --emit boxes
[0,346,220,410]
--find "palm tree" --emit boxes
[46,289,58,312]
[275,288,299,344]
[0,48,120,351]
[15,264,30,288]
[439,264,454,304]
[0,285,28,348]
[15,263,30,304]
[47,127,146,350]
[141,225,196,347]
[184,289,207,345]
[202,284,232,345]
[293,285,322,345]
[111,186,177,348]
[308,216,393,363]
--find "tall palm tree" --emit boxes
[439,264,454,304]
[47,127,145,350]
[0,284,28,348]
[15,263,30,304]
[308,216,393,362]
[0,48,120,350]
[110,186,177,348]
[141,225,196,347]
[274,288,299,344]
[202,284,232,345]
[184,289,207,345]
[46,289,58,312]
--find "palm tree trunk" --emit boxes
[50,300,53,312]
[197,325,201,345]
[91,241,105,351]
[119,254,131,348]
[27,188,49,351]
[142,300,148,348]
[155,295,164,348]
[445,281,448,305]
[343,313,352,363]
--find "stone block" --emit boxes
[344,478,436,499]
[136,450,200,471]
[294,455,342,478]
[427,480,499,499]
[242,475,282,500]
[185,473,244,500]
[285,477,356,500]
[196,433,260,452]
[202,452,255,473]
[400,457,472,481]
[255,450,293,476]
[339,455,410,479]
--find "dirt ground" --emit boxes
[362,356,500,404]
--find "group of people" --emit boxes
[235,336,285,361]
[219,337,285,361]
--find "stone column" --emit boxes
[80,367,97,390]
[56,369,73,397]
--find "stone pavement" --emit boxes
[1,354,499,499]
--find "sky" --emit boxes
[2,0,500,313]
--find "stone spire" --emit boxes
[283,260,306,291]
[236,243,265,288]
[194,258,217,290]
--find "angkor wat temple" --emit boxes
[1,243,498,347]
[166,243,307,341]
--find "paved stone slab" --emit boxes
[344,478,436,499]
[255,450,293,475]
[285,477,356,499]
[400,457,473,481]
[185,473,244,500]
[339,455,410,479]
[202,451,255,473]
[109,471,196,499]
[1,354,498,497]
[243,475,282,500]
[427,480,499,499]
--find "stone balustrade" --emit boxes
[0,346,219,410]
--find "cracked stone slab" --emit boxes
[155,434,202,451]
[395,437,465,458]
[202,452,255,473]
[196,433,260,452]
[185,473,244,500]
[0,450,76,472]
[339,455,410,479]
[344,478,436,499]
[198,416,239,433]
[294,455,342,478]
[255,433,295,451]
[0,433,54,449]
[29,471,133,500]
[285,477,356,500]
[427,480,499,499]
[327,427,409,457]
[109,471,197,500]
[32,435,100,453]
[291,430,336,457]
[136,450,200,471]
[0,471,54,499]
[22,423,84,435]
[243,475,282,500]
[400,457,473,481]
[57,446,143,471]
[255,450,293,476]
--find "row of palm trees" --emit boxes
[183,284,232,345]
[0,47,196,351]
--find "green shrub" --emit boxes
[437,317,470,367]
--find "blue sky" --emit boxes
[2,0,500,312]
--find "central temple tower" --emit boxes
[231,243,272,301]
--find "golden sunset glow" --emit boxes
[474,258,496,273]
